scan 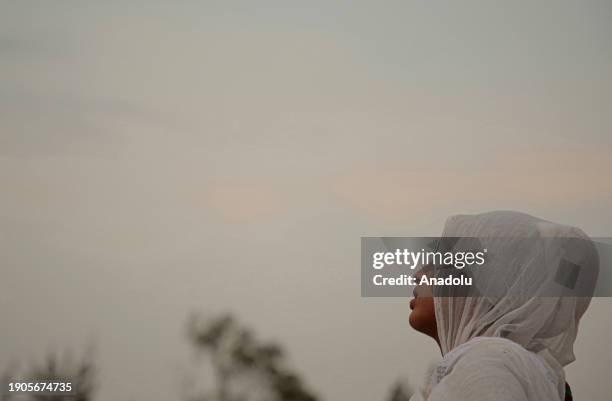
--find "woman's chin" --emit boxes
[408,298,437,337]
[408,308,421,331]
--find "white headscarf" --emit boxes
[413,211,598,401]
[434,211,598,365]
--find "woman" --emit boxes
[409,211,598,401]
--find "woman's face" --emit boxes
[409,266,439,343]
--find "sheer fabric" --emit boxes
[412,211,598,401]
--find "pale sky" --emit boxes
[1,1,611,401]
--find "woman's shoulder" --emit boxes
[444,337,559,382]
[424,337,563,401]
[437,337,529,379]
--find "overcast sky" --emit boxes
[1,1,612,400]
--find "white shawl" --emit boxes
[412,211,597,401]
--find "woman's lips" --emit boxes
[410,287,419,310]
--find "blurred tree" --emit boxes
[185,314,318,401]
[3,314,413,401]
[386,381,412,401]
[1,351,94,401]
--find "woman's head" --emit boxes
[409,211,598,365]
